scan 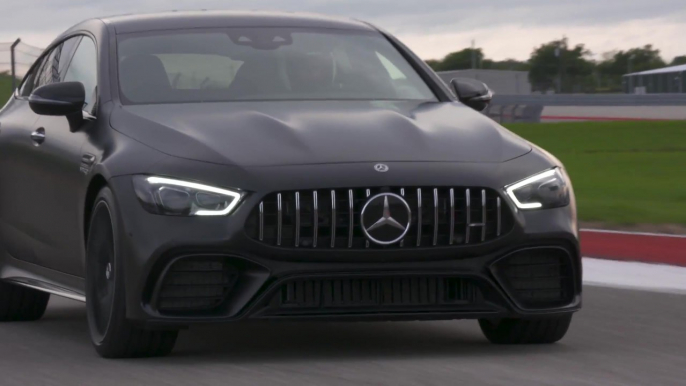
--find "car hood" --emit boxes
[110,100,531,167]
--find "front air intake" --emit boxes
[255,275,485,317]
[492,247,576,309]
[155,257,238,315]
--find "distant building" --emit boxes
[437,69,531,95]
[623,64,686,94]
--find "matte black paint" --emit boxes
[0,11,580,326]
[111,101,531,166]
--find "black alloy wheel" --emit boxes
[86,187,178,358]
[87,200,116,342]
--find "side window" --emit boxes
[18,37,81,98]
[34,46,62,90]
[18,57,42,97]
[19,49,54,97]
[63,37,97,112]
[58,37,82,77]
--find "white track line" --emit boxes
[580,228,686,239]
[583,257,686,295]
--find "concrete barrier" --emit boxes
[486,94,686,123]
[539,106,686,122]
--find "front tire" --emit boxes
[478,314,572,344]
[0,281,50,321]
[86,187,178,358]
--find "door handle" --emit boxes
[81,154,96,166]
[30,128,46,145]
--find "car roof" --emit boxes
[100,10,376,34]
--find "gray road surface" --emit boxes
[0,286,684,386]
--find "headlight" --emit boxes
[133,176,243,216]
[504,168,570,210]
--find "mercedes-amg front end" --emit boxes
[0,11,580,358]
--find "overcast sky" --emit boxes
[1,0,685,62]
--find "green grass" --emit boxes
[0,72,14,106]
[505,121,686,225]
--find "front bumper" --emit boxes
[108,158,581,327]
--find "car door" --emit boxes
[0,42,66,267]
[0,35,97,276]
[28,36,99,276]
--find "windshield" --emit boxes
[116,28,437,104]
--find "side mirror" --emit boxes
[450,78,493,112]
[29,82,86,131]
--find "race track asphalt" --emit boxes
[0,285,684,386]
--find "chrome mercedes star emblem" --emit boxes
[374,164,389,172]
[360,193,411,245]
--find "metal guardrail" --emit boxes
[492,94,686,106]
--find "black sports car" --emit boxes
[0,11,580,358]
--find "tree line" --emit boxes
[426,38,685,93]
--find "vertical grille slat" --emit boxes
[449,188,455,245]
[497,197,501,237]
[432,188,439,246]
[331,190,336,248]
[465,189,471,244]
[416,188,423,247]
[249,186,512,249]
[400,188,405,248]
[313,191,319,248]
[277,193,283,246]
[258,201,264,241]
[365,189,371,248]
[348,189,354,248]
[481,189,487,242]
[295,191,301,247]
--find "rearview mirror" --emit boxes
[29,82,86,131]
[450,78,493,112]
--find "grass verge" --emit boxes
[505,120,686,226]
[0,72,14,106]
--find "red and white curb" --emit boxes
[581,229,686,294]
[581,229,686,267]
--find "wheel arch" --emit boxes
[83,174,108,245]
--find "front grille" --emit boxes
[261,276,483,315]
[246,187,514,249]
[493,248,575,309]
[155,257,238,314]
